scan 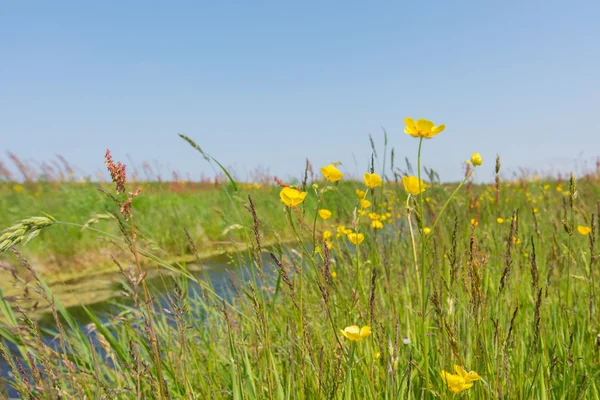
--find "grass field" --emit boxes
[1,126,600,399]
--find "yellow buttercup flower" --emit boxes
[321,164,344,182]
[402,176,426,195]
[331,271,337,279]
[470,219,479,227]
[578,225,592,236]
[355,189,367,199]
[497,217,504,224]
[360,199,372,209]
[441,365,481,394]
[280,187,307,207]
[372,220,383,229]
[318,209,332,220]
[340,325,371,342]
[324,240,333,249]
[347,233,365,245]
[13,184,25,193]
[404,118,445,139]
[423,227,431,235]
[323,230,332,240]
[364,173,382,189]
[471,152,483,166]
[336,225,352,238]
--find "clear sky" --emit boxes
[1,1,599,183]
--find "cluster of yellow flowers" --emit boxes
[280,118,489,394]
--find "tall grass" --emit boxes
[1,131,600,399]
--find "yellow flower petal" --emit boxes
[321,164,344,182]
[318,209,332,220]
[578,225,592,236]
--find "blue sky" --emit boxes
[1,1,599,182]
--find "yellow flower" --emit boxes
[441,365,481,394]
[318,209,332,220]
[323,230,332,240]
[360,199,372,209]
[372,220,383,229]
[340,325,371,342]
[471,152,483,166]
[325,240,333,249]
[578,225,592,236]
[470,219,479,227]
[331,271,337,279]
[357,209,365,216]
[402,176,426,195]
[513,237,522,244]
[321,164,344,182]
[280,187,307,207]
[356,189,367,199]
[497,217,504,224]
[347,232,365,245]
[404,118,445,139]
[364,172,382,189]
[543,184,550,190]
[533,208,538,213]
[374,352,381,359]
[13,184,24,193]
[312,183,319,190]
[423,227,431,235]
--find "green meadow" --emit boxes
[1,131,600,399]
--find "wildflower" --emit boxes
[471,152,483,166]
[323,230,332,240]
[312,183,319,190]
[321,164,344,182]
[404,118,445,139]
[364,172,383,189]
[374,352,381,359]
[497,217,504,224]
[533,208,538,213]
[543,184,550,190]
[441,365,481,394]
[356,189,367,199]
[325,240,333,249]
[360,199,372,209]
[372,220,383,229]
[340,325,371,342]
[423,227,431,235]
[513,237,522,244]
[13,184,24,193]
[347,232,365,245]
[318,209,332,220]
[402,176,426,195]
[357,209,366,216]
[578,225,592,236]
[368,212,379,220]
[280,187,307,207]
[470,219,479,227]
[331,271,337,279]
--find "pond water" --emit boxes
[0,248,290,398]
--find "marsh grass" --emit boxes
[1,137,600,399]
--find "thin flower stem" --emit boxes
[426,168,475,242]
[406,195,421,296]
[416,136,430,391]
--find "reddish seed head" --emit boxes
[105,149,127,194]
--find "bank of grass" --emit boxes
[1,146,600,398]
